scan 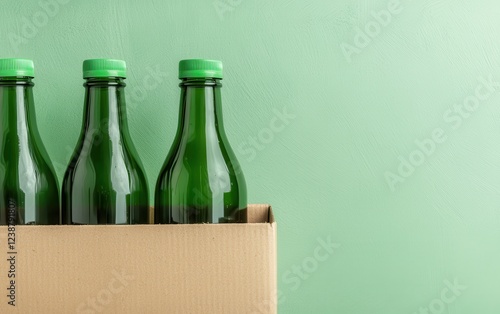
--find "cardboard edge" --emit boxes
[268,204,278,314]
[268,205,275,224]
[148,204,273,225]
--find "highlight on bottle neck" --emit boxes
[81,60,128,128]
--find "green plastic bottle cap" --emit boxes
[179,59,223,79]
[83,59,126,78]
[0,58,35,77]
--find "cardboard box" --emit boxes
[0,204,276,314]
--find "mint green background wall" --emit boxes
[2,0,500,313]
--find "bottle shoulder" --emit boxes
[158,139,245,184]
[70,131,143,163]
[0,146,57,176]
[0,155,59,194]
[64,142,147,185]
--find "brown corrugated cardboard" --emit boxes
[0,204,276,314]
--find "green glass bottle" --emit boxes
[0,58,60,225]
[155,59,247,224]
[62,59,149,224]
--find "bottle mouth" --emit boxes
[179,78,222,87]
[0,76,34,86]
[84,77,126,87]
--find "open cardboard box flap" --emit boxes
[0,204,277,314]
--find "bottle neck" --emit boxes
[83,77,129,136]
[0,77,38,141]
[177,78,225,141]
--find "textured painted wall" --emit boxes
[2,0,500,313]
